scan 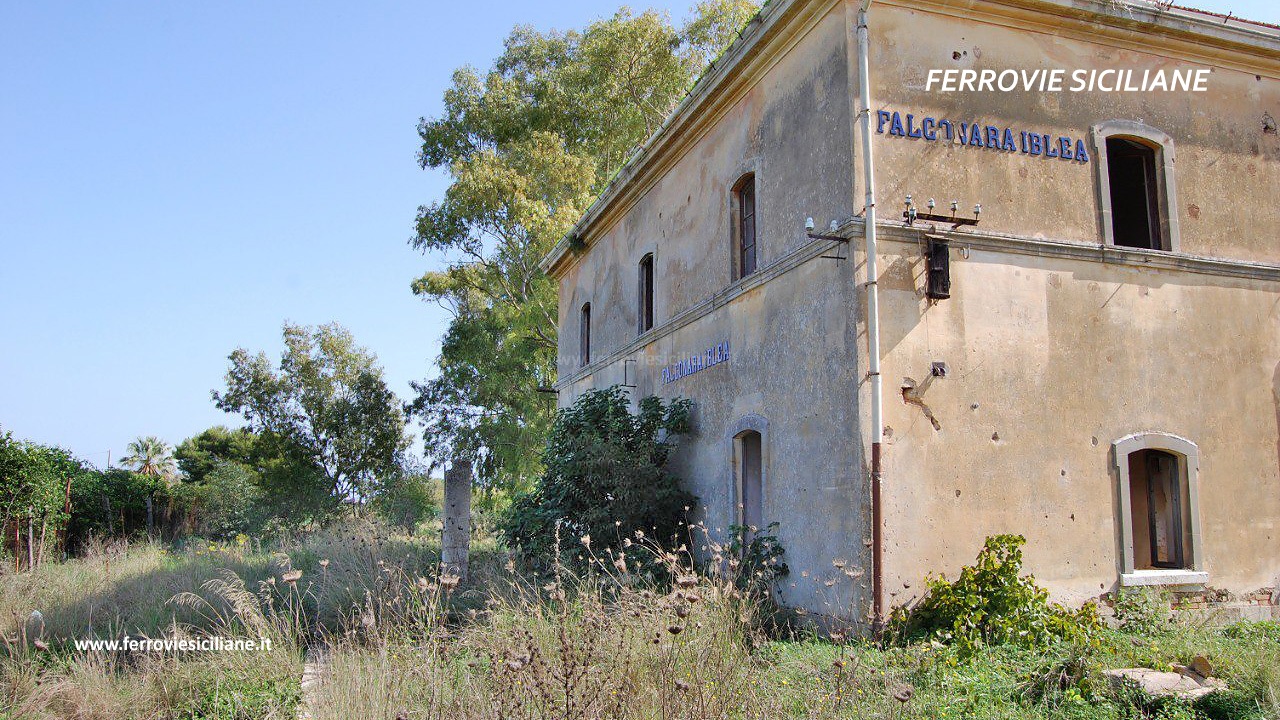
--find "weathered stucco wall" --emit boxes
[873,240,1280,604]
[555,1,871,616]
[862,0,1280,604]
[556,0,857,380]
[553,0,1280,621]
[562,252,867,616]
[867,0,1280,262]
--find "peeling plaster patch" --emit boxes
[1264,112,1277,135]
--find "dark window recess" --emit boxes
[925,237,951,300]
[1107,137,1163,250]
[738,430,762,544]
[738,177,757,277]
[579,303,591,367]
[1127,449,1186,569]
[638,254,654,333]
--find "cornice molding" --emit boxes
[555,233,842,388]
[873,219,1280,282]
[542,0,840,276]
[880,0,1280,77]
[558,220,1280,388]
[543,0,1280,278]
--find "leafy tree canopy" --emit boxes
[175,425,262,484]
[409,1,759,491]
[213,322,410,516]
[0,428,81,526]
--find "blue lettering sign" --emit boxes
[874,107,1089,163]
[660,340,732,385]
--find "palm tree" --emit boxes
[118,436,177,536]
[118,436,177,480]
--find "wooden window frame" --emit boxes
[638,253,654,335]
[734,175,757,279]
[579,302,591,367]
[1091,121,1181,253]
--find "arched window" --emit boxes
[734,174,757,279]
[638,253,654,334]
[736,430,763,541]
[1127,449,1185,569]
[579,302,591,367]
[1092,121,1180,252]
[1112,432,1206,586]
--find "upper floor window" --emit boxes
[1092,121,1181,253]
[735,174,757,278]
[1107,138,1162,250]
[579,302,591,367]
[638,253,654,334]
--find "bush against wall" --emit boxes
[501,387,694,567]
[889,534,1103,656]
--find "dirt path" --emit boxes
[297,648,326,720]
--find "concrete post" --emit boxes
[441,459,472,582]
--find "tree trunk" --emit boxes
[102,494,114,535]
[441,460,473,583]
[36,520,46,569]
[27,515,34,571]
[145,495,155,536]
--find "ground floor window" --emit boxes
[737,430,762,538]
[1112,432,1206,586]
[1127,449,1186,569]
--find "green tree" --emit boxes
[501,387,695,567]
[213,322,410,517]
[181,462,266,539]
[118,436,177,480]
[0,430,76,564]
[174,425,261,484]
[372,469,438,534]
[409,1,759,492]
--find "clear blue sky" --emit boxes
[2,0,1276,468]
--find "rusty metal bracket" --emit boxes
[903,211,979,229]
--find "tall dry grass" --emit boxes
[3,522,1278,720]
[0,539,302,719]
[305,526,897,720]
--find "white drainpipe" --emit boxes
[855,0,885,629]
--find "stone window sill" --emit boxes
[1120,570,1209,588]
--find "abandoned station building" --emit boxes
[542,0,1280,621]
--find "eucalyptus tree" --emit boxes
[409,0,759,493]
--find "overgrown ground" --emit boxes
[0,524,1276,719]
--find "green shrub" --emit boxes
[1222,620,1280,643]
[500,387,695,569]
[182,463,267,540]
[1112,586,1173,636]
[1194,688,1269,720]
[372,472,438,533]
[889,534,1103,656]
[727,522,789,594]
